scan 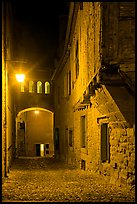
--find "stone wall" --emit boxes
[2,2,16,180]
[53,2,135,187]
[2,4,6,178]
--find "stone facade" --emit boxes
[53,2,135,187]
[2,1,16,181]
[2,1,55,180]
[12,68,54,115]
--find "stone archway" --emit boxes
[16,107,54,157]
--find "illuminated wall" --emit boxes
[53,2,135,187]
[16,110,54,157]
[2,1,16,180]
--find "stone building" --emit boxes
[13,68,54,158]
[52,2,135,186]
[2,1,55,180]
[2,1,16,180]
[2,1,135,188]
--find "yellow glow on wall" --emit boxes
[34,110,39,114]
[15,74,25,82]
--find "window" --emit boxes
[81,159,86,170]
[76,39,79,79]
[29,80,34,93]
[45,82,50,94]
[81,115,86,148]
[20,82,25,92]
[20,121,25,130]
[64,71,71,98]
[80,2,83,10]
[44,144,50,155]
[69,129,73,147]
[64,73,68,98]
[68,70,71,95]
[37,81,42,93]
[101,123,110,162]
[36,144,50,156]
[45,144,49,149]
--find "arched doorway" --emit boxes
[16,107,54,157]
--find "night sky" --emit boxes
[12,1,69,69]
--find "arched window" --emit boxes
[29,80,34,93]
[37,81,42,93]
[45,82,50,94]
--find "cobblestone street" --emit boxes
[2,157,135,202]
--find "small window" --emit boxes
[29,80,34,93]
[80,2,83,10]
[81,115,86,148]
[81,159,86,170]
[69,129,73,147]
[37,81,42,93]
[20,82,25,92]
[45,82,50,94]
[20,121,25,130]
[68,70,71,96]
[45,144,49,149]
[46,150,49,154]
[76,40,79,79]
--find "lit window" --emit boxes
[20,82,25,92]
[29,80,34,93]
[45,82,50,94]
[37,81,42,93]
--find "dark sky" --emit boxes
[12,1,69,69]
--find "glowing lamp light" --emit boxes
[34,110,39,114]
[15,74,25,82]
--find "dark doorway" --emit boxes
[36,144,40,156]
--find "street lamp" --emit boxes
[34,110,39,114]
[15,74,25,82]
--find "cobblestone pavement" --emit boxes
[2,157,135,202]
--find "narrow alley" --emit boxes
[2,157,135,202]
[2,2,135,202]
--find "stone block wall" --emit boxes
[53,2,135,188]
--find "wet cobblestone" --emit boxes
[2,157,135,202]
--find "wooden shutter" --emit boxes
[81,116,86,147]
[101,123,108,162]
